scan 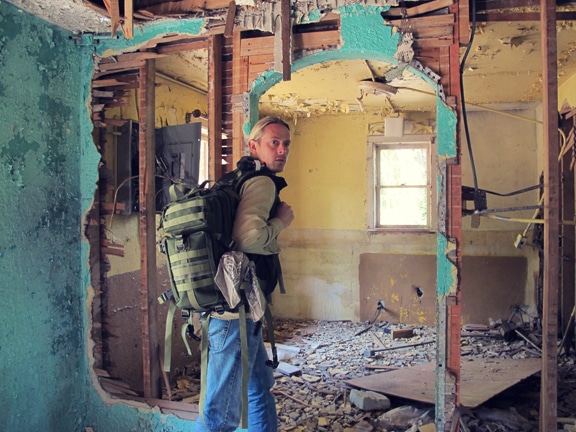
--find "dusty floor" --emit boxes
[164,318,576,431]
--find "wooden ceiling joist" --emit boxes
[138,0,230,15]
[384,13,455,28]
[157,39,209,54]
[124,0,134,38]
[98,59,146,72]
[382,0,454,18]
[103,0,121,36]
[240,30,340,57]
[92,79,140,90]
[414,35,454,49]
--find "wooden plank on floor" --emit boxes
[344,358,542,408]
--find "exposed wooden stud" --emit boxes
[124,0,133,39]
[138,59,161,399]
[224,1,236,38]
[139,0,230,15]
[383,0,454,18]
[240,30,340,56]
[157,39,209,54]
[98,59,146,72]
[278,0,292,80]
[232,30,247,165]
[103,0,121,36]
[540,0,559,430]
[459,0,470,46]
[208,35,223,181]
[384,14,455,28]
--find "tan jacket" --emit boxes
[232,175,285,255]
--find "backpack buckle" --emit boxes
[175,237,185,252]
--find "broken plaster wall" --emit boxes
[0,3,88,430]
[101,80,208,392]
[0,2,214,431]
[248,4,459,326]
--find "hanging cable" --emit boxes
[459,0,480,207]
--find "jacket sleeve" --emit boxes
[232,175,285,255]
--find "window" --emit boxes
[368,134,436,230]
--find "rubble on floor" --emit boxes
[163,318,576,432]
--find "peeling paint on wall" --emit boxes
[0,2,88,431]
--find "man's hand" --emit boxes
[276,201,294,228]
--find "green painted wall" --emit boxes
[0,2,191,431]
[0,2,87,430]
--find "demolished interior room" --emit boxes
[3,0,576,431]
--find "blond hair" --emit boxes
[247,116,290,143]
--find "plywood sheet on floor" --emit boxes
[345,358,541,407]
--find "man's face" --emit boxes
[248,122,291,173]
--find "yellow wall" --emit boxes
[459,107,542,309]
[281,115,368,230]
[272,106,542,323]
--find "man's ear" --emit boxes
[247,139,258,154]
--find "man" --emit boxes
[195,116,294,432]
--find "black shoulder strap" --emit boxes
[215,156,287,194]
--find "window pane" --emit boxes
[378,148,427,186]
[378,187,428,226]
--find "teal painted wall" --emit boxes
[0,2,191,431]
[0,2,87,431]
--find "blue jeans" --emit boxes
[194,316,278,432]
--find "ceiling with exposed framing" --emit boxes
[8,0,576,117]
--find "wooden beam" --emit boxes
[232,30,247,167]
[382,0,454,18]
[138,59,161,399]
[384,14,455,29]
[124,0,133,39]
[224,1,236,38]
[208,35,223,181]
[98,59,146,72]
[240,30,340,57]
[139,0,230,15]
[459,0,470,46]
[156,39,209,54]
[540,0,559,430]
[103,0,121,36]
[281,0,292,80]
[414,36,454,49]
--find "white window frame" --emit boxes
[367,134,436,231]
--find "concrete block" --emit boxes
[349,389,391,411]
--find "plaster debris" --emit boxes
[160,318,576,431]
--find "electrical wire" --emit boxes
[460,0,479,194]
